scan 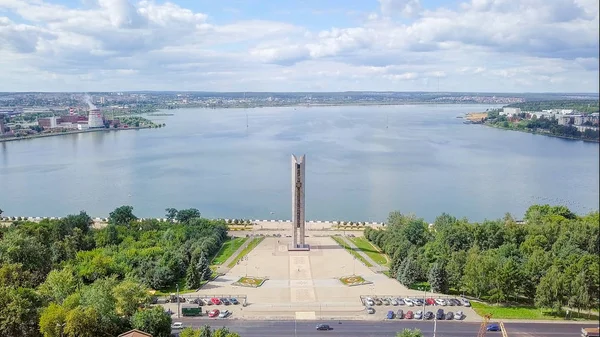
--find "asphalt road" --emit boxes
[172,319,593,337]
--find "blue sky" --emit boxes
[0,0,598,92]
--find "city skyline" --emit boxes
[0,0,598,93]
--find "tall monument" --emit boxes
[290,154,310,251]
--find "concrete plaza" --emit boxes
[177,236,480,322]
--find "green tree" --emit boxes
[180,327,200,337]
[196,253,211,282]
[95,224,120,247]
[176,208,201,223]
[186,263,200,289]
[64,306,101,337]
[39,268,79,304]
[428,262,448,294]
[213,327,231,337]
[0,229,51,285]
[39,303,68,337]
[535,266,565,313]
[113,280,150,317]
[109,205,137,226]
[0,287,42,337]
[0,263,34,288]
[396,328,423,337]
[398,254,419,286]
[165,208,178,222]
[130,306,172,337]
[198,325,212,337]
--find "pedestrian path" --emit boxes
[338,236,388,273]
[216,238,253,274]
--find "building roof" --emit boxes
[117,329,153,337]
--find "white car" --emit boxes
[172,322,184,329]
[366,299,374,306]
[367,307,375,314]
[455,311,464,320]
[461,298,471,307]
[218,310,230,318]
[415,310,423,320]
[390,299,398,306]
[404,298,414,307]
[435,298,447,306]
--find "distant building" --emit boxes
[557,115,572,126]
[100,96,105,105]
[501,107,521,116]
[38,116,58,129]
[0,116,5,135]
[88,109,104,128]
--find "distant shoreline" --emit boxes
[0,126,153,143]
[483,123,600,143]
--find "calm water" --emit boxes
[1,105,598,222]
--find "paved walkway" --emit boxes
[338,236,388,273]
[215,238,254,274]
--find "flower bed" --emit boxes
[232,276,267,288]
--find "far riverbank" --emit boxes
[0,126,154,143]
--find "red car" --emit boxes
[426,298,436,305]
[405,310,414,319]
[208,309,220,318]
[211,298,221,305]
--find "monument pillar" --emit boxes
[290,154,310,251]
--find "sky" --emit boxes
[0,0,598,92]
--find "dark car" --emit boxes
[387,311,395,319]
[229,298,239,305]
[451,299,462,306]
[436,309,445,320]
[445,311,453,320]
[374,298,382,306]
[316,324,331,331]
[396,309,404,319]
[424,311,434,320]
[486,323,501,331]
[220,298,230,305]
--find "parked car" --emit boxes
[316,324,331,331]
[445,311,453,320]
[413,299,424,306]
[435,298,446,306]
[211,298,221,305]
[366,299,375,306]
[415,310,423,320]
[424,311,434,320]
[202,298,212,305]
[390,298,398,306]
[426,298,435,305]
[396,298,405,306]
[374,298,383,306]
[218,310,230,318]
[396,309,404,319]
[172,322,184,329]
[230,298,239,305]
[220,298,230,305]
[404,298,414,307]
[436,309,445,320]
[486,323,501,331]
[446,299,455,306]
[451,299,462,306]
[461,298,471,307]
[208,309,220,318]
[454,311,464,320]
[382,299,390,306]
[367,307,375,314]
[387,311,395,319]
[405,310,414,319]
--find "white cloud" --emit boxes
[0,0,597,92]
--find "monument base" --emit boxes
[288,244,311,251]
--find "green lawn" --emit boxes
[227,237,265,268]
[472,302,600,321]
[349,236,389,266]
[211,237,248,265]
[331,236,373,268]
[154,276,209,296]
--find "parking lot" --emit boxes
[358,295,475,321]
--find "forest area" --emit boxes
[365,205,599,317]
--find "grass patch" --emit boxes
[154,277,199,296]
[349,236,389,266]
[232,276,267,288]
[331,236,373,268]
[339,275,370,286]
[472,302,600,321]
[211,237,248,265]
[409,281,431,291]
[227,237,264,268]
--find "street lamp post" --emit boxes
[176,284,180,319]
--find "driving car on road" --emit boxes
[316,324,331,330]
[172,322,184,329]
[486,323,501,331]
